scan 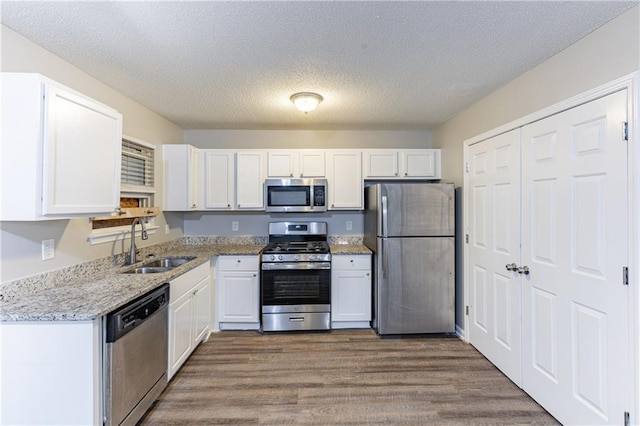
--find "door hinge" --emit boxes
[465,305,469,315]
[624,411,630,426]
[465,234,469,244]
[623,266,629,286]
[465,162,470,173]
[623,122,628,141]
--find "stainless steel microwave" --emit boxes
[264,178,327,213]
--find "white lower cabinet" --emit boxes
[216,256,260,330]
[331,255,372,329]
[0,320,102,425]
[168,261,211,380]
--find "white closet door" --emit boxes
[521,90,629,425]
[467,129,522,386]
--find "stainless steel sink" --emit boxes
[141,256,196,268]
[122,266,173,274]
[122,256,196,274]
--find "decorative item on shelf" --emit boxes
[290,92,323,113]
[91,206,159,229]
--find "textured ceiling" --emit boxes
[1,1,636,130]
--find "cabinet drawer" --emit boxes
[218,256,259,271]
[332,255,371,270]
[170,261,210,301]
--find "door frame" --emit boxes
[462,71,639,420]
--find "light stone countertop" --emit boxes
[0,242,265,322]
[329,244,372,255]
[1,236,369,322]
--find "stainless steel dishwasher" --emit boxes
[105,284,169,426]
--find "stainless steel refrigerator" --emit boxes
[364,183,455,335]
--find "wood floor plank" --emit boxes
[141,330,559,425]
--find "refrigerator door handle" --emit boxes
[381,239,387,279]
[381,195,388,237]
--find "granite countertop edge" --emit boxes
[0,243,264,322]
[329,244,372,255]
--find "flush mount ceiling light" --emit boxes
[290,92,323,113]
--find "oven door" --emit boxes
[261,262,331,312]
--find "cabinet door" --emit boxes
[299,151,325,177]
[326,151,363,210]
[332,269,371,322]
[218,270,259,322]
[187,145,200,210]
[365,150,399,178]
[401,150,438,178]
[203,150,234,209]
[163,144,200,211]
[168,293,194,379]
[193,278,211,344]
[236,151,265,210]
[267,151,295,177]
[42,84,122,215]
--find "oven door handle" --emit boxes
[261,262,331,270]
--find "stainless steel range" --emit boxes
[261,222,331,332]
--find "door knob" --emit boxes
[518,266,530,275]
[505,263,518,271]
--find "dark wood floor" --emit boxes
[141,329,559,425]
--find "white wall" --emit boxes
[433,5,640,187]
[0,26,185,282]
[185,129,431,150]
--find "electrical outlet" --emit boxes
[346,221,353,231]
[42,239,55,260]
[232,221,239,232]
[165,224,170,234]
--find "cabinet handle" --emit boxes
[366,273,370,276]
[238,204,241,208]
[350,259,354,263]
[404,173,408,176]
[237,259,241,263]
[290,173,294,177]
[253,273,257,277]
[227,204,230,208]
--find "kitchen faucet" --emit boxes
[124,217,148,265]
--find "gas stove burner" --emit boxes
[262,221,331,262]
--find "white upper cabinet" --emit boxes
[401,149,439,178]
[1,73,122,220]
[364,149,441,179]
[163,144,200,211]
[267,150,325,178]
[298,151,326,177]
[235,151,266,210]
[202,150,234,210]
[365,150,399,177]
[326,150,363,210]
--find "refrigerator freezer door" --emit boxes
[376,236,454,335]
[380,183,454,237]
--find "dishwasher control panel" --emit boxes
[105,283,169,342]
